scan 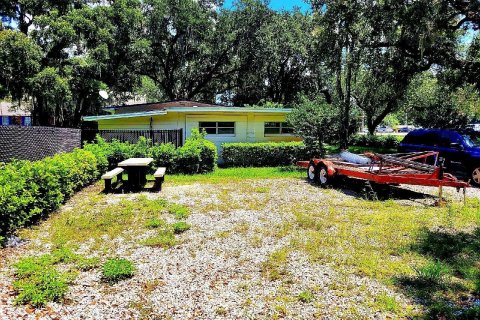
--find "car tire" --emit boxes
[471,166,480,186]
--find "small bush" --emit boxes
[172,221,191,234]
[168,204,190,219]
[222,141,309,167]
[102,258,135,283]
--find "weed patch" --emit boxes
[142,229,177,248]
[102,258,134,283]
[172,222,191,234]
[168,204,190,219]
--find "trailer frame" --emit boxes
[297,151,470,203]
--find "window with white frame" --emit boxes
[264,122,294,135]
[199,121,235,135]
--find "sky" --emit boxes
[222,0,310,12]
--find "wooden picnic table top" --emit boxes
[118,158,154,167]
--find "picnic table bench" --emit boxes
[102,167,124,192]
[154,167,166,191]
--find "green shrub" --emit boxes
[102,258,135,283]
[85,129,217,174]
[0,149,98,236]
[172,221,191,234]
[349,134,400,149]
[222,141,309,167]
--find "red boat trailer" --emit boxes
[297,151,470,202]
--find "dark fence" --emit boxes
[82,129,183,147]
[0,126,81,162]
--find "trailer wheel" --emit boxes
[471,166,480,186]
[317,164,329,187]
[307,161,317,183]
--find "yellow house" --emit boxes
[83,100,300,159]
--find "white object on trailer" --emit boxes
[340,150,372,165]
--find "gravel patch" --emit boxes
[2,178,477,319]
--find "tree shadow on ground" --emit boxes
[328,177,436,203]
[395,227,480,319]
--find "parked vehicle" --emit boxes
[398,129,480,185]
[397,126,415,133]
[376,126,394,133]
[466,123,480,132]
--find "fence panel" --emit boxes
[83,129,183,148]
[0,126,81,162]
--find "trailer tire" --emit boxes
[317,164,330,187]
[307,161,317,183]
[471,166,480,186]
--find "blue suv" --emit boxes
[398,129,480,185]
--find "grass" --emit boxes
[163,166,304,185]
[261,247,290,281]
[142,229,177,248]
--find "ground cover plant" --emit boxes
[102,258,135,283]
[1,168,479,319]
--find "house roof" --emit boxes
[108,100,227,114]
[82,107,291,122]
[83,110,167,121]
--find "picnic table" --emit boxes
[118,157,153,190]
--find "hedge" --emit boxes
[84,129,218,174]
[349,134,401,149]
[222,141,309,167]
[0,149,99,236]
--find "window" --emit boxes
[264,122,294,135]
[199,121,235,135]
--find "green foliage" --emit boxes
[415,261,451,285]
[85,129,217,174]
[102,258,135,283]
[142,229,177,248]
[0,29,42,101]
[145,217,165,229]
[222,141,309,167]
[0,149,99,236]
[402,72,480,128]
[349,134,400,149]
[13,255,69,307]
[287,97,339,156]
[168,204,190,220]
[297,290,314,303]
[172,222,191,234]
